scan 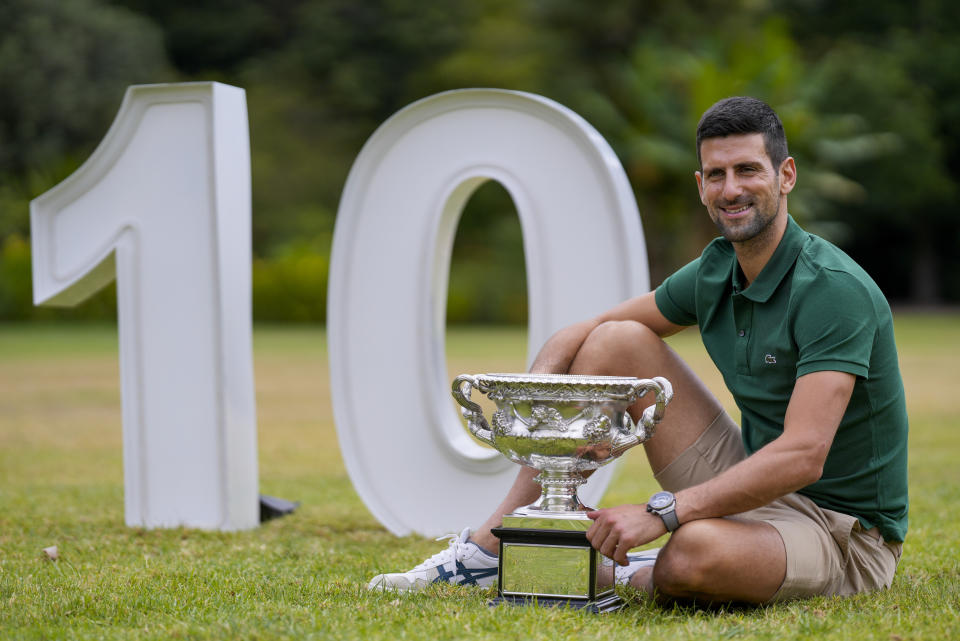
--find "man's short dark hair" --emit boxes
[696,97,788,169]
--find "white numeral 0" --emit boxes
[31,83,258,530]
[328,89,649,536]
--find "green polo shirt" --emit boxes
[655,216,908,542]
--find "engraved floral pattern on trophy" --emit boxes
[452,373,673,518]
[491,408,513,437]
[582,413,611,443]
[527,405,566,430]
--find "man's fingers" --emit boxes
[588,507,643,565]
[599,525,636,565]
[599,531,620,561]
[586,518,610,547]
[613,540,631,566]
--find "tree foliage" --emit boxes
[2,0,959,321]
[0,0,170,177]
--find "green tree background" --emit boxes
[1,0,957,322]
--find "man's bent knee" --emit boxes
[652,518,786,603]
[571,320,664,377]
[652,520,718,598]
[587,320,660,349]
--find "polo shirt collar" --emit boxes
[731,215,806,303]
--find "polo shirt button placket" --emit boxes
[734,322,750,374]
[732,286,752,374]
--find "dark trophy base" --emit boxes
[490,525,624,614]
[489,592,625,613]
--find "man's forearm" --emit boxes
[674,436,826,524]
[675,370,850,524]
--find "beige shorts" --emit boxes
[654,411,903,603]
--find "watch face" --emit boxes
[649,491,674,510]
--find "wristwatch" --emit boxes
[647,491,680,532]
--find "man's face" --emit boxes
[695,133,795,243]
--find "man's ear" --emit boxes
[779,157,797,195]
[695,171,706,204]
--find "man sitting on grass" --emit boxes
[369,96,908,604]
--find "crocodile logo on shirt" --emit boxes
[764,354,777,364]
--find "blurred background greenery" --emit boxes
[1,0,958,323]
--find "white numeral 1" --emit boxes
[31,82,258,530]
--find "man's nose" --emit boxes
[721,171,743,202]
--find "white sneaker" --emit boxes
[615,548,661,584]
[367,528,499,592]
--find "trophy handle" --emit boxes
[612,376,674,456]
[635,376,673,438]
[451,375,495,446]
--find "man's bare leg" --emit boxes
[469,466,540,552]
[629,518,786,604]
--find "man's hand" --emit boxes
[586,504,667,566]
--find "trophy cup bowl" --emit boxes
[452,373,673,612]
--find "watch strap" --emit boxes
[659,507,679,532]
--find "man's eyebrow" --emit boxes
[703,161,764,174]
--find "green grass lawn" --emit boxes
[1,316,958,640]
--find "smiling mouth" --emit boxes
[721,203,752,216]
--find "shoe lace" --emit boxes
[411,529,469,571]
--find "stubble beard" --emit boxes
[711,185,782,244]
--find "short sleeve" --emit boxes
[655,258,700,326]
[793,269,876,379]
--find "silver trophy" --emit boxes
[452,373,672,612]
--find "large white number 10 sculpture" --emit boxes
[28,84,647,537]
[30,83,259,530]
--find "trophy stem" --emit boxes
[535,470,586,513]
